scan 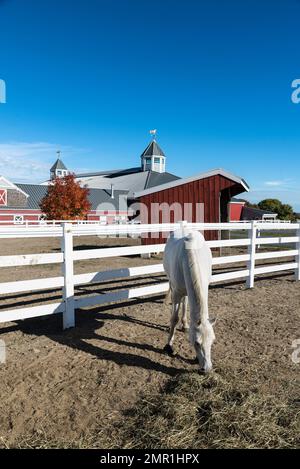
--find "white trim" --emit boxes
[134,168,249,198]
[0,175,29,198]
[13,214,24,225]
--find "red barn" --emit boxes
[135,169,249,242]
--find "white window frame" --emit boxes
[14,215,24,225]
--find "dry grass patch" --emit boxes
[117,370,300,449]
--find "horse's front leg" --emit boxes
[181,296,189,332]
[164,301,180,356]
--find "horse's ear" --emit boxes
[209,316,217,326]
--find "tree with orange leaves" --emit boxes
[40,174,91,220]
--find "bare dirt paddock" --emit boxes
[0,236,299,448]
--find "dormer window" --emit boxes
[145,158,152,170]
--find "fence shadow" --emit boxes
[15,295,189,376]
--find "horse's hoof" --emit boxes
[198,367,213,375]
[163,344,175,356]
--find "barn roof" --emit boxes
[10,183,129,211]
[134,168,249,198]
[77,170,180,197]
[16,184,47,209]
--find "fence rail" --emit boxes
[0,221,299,239]
[0,221,299,329]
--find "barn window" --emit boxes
[0,189,7,206]
[39,214,47,224]
[14,215,24,225]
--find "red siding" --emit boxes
[140,175,243,243]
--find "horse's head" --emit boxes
[196,317,216,373]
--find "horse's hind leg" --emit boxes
[181,296,189,332]
[164,299,180,356]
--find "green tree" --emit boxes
[257,199,294,220]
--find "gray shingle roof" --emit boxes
[15,184,48,209]
[87,188,129,210]
[146,171,180,189]
[76,168,126,178]
[50,159,68,172]
[11,183,129,211]
[141,141,165,158]
[76,167,142,179]
[77,170,180,197]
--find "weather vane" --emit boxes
[149,129,157,140]
[57,150,61,159]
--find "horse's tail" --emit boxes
[164,286,172,304]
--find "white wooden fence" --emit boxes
[0,221,299,329]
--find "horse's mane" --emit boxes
[184,231,210,322]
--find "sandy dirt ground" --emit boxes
[0,236,299,448]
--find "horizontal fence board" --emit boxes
[255,250,298,260]
[0,276,64,295]
[0,302,64,323]
[207,238,251,248]
[254,262,297,275]
[0,252,63,267]
[73,244,166,261]
[211,269,250,283]
[0,221,298,239]
[1,250,298,296]
[75,282,170,309]
[74,264,164,285]
[212,254,250,265]
[255,237,298,245]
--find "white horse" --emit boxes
[163,229,215,373]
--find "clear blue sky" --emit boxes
[0,0,300,209]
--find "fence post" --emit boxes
[295,223,300,281]
[246,220,257,288]
[179,220,188,237]
[257,227,261,249]
[61,223,75,329]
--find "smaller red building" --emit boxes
[228,199,246,221]
[135,168,249,241]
